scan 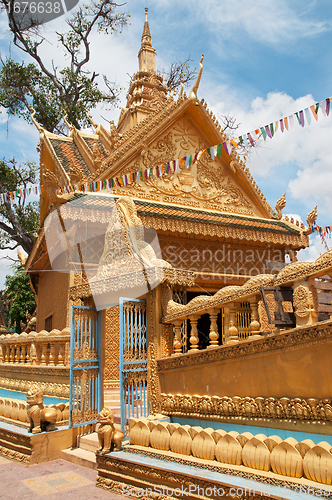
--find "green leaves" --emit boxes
[0,0,129,134]
[0,158,39,253]
[3,265,36,333]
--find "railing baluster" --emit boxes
[208,309,219,348]
[227,303,239,344]
[189,315,200,351]
[172,320,182,355]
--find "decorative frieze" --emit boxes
[160,393,332,423]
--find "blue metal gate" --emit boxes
[69,305,101,428]
[119,298,148,434]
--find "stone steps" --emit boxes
[60,447,97,470]
[61,388,123,469]
[104,388,121,423]
[61,433,98,469]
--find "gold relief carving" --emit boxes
[161,324,173,357]
[104,306,120,386]
[173,120,197,150]
[0,376,69,398]
[160,393,332,423]
[140,214,308,247]
[258,294,277,333]
[293,285,310,318]
[309,283,319,315]
[0,438,31,464]
[147,289,161,415]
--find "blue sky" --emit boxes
[0,0,332,284]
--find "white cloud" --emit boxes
[202,87,332,223]
[0,249,18,288]
[298,233,330,262]
[152,0,332,49]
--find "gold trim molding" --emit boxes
[0,376,69,398]
[160,393,332,423]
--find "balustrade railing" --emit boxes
[165,250,332,355]
[0,328,70,367]
[168,293,264,356]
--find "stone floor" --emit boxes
[0,455,123,499]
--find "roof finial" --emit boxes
[84,107,98,130]
[141,6,152,47]
[30,107,43,133]
[62,111,74,133]
[189,54,204,100]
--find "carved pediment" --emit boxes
[110,116,260,216]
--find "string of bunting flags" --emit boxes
[311,224,332,250]
[0,95,331,205]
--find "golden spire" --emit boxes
[138,7,156,73]
[141,7,152,48]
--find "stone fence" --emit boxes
[129,417,332,486]
[0,397,69,426]
[0,328,70,367]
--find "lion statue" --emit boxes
[96,407,124,454]
[26,386,57,434]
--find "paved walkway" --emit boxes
[0,456,124,499]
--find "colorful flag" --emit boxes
[265,125,272,139]
[305,108,311,125]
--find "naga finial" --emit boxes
[303,205,318,235]
[306,205,318,227]
[272,192,286,220]
[63,111,73,133]
[179,76,184,98]
[84,107,98,130]
[189,54,204,100]
[30,107,43,133]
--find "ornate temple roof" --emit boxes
[30,9,311,256]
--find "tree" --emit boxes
[3,264,36,333]
[0,0,129,134]
[160,55,197,94]
[0,157,39,254]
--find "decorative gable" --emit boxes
[109,115,266,218]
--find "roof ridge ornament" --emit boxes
[63,111,74,133]
[85,107,99,131]
[30,107,43,133]
[272,193,286,220]
[304,206,318,235]
[178,76,184,99]
[189,54,204,100]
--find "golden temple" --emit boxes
[0,8,332,499]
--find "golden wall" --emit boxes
[158,322,332,400]
[36,270,70,332]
